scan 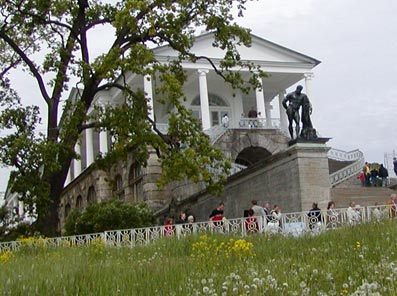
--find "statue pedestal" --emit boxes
[285,140,331,211]
[288,137,331,146]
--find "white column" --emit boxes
[65,167,72,185]
[144,74,154,122]
[74,141,82,177]
[198,69,211,130]
[278,90,288,131]
[304,73,317,127]
[18,200,24,218]
[304,73,314,99]
[264,100,272,127]
[255,78,266,118]
[99,130,108,154]
[85,126,94,167]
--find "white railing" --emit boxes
[328,148,363,161]
[204,124,228,143]
[237,117,280,129]
[0,205,392,252]
[329,149,365,186]
[230,163,247,175]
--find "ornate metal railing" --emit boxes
[329,149,365,186]
[0,232,104,253]
[0,205,392,252]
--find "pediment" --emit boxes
[153,32,320,66]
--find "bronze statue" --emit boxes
[282,85,317,140]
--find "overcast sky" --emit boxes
[1,0,396,192]
[240,0,397,164]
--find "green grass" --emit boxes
[1,221,397,295]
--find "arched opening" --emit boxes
[87,186,96,205]
[64,203,71,219]
[114,174,124,200]
[235,147,272,167]
[76,195,83,211]
[129,162,143,202]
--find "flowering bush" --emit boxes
[191,235,255,261]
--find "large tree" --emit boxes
[0,0,263,236]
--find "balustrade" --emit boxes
[0,205,391,253]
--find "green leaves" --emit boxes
[64,199,155,235]
[0,0,260,235]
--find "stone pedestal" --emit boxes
[286,141,331,211]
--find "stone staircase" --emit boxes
[326,148,395,207]
[330,171,394,208]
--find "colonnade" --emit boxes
[66,69,315,184]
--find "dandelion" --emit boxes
[203,286,210,294]
[299,281,306,289]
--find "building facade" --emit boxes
[59,32,322,230]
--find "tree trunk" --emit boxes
[35,161,71,237]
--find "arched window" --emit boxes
[128,163,143,202]
[87,186,96,205]
[115,174,124,200]
[191,94,228,106]
[65,204,71,219]
[76,195,83,211]
[129,162,142,182]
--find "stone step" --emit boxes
[328,159,354,174]
[331,187,394,208]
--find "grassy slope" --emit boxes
[1,221,397,295]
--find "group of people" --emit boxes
[359,162,389,187]
[164,212,196,236]
[163,194,397,237]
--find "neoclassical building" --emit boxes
[58,32,324,228]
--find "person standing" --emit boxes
[251,200,265,217]
[378,164,389,187]
[327,201,338,229]
[308,202,322,230]
[393,158,397,176]
[269,204,282,232]
[363,162,371,187]
[346,202,360,225]
[209,202,225,223]
[244,209,259,234]
[221,113,229,128]
[387,194,397,218]
[263,202,272,223]
[370,167,378,187]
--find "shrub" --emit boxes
[64,199,154,235]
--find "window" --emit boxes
[76,195,83,211]
[115,174,124,200]
[87,186,96,205]
[191,94,228,106]
[191,94,231,127]
[65,204,71,219]
[129,163,143,202]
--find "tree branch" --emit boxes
[0,29,51,103]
